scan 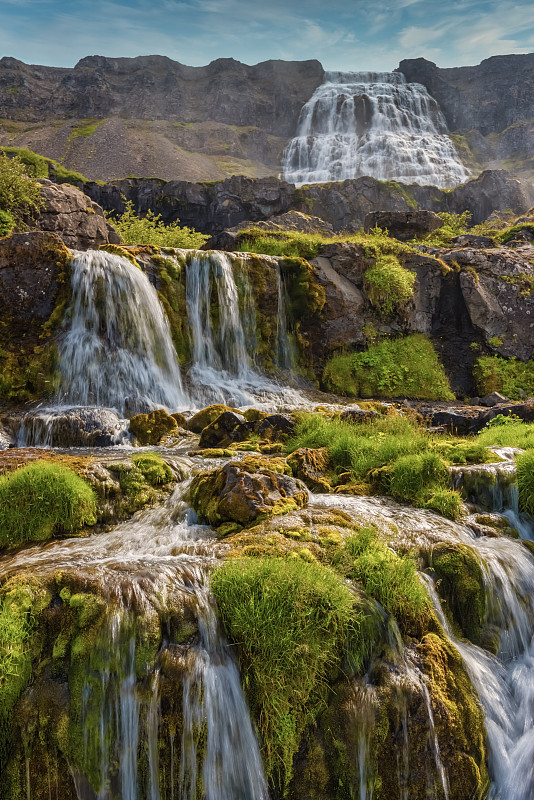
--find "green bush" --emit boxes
[0,152,44,229]
[363,254,416,316]
[211,556,360,788]
[474,355,534,400]
[516,450,534,516]
[418,210,472,246]
[106,200,208,248]
[424,489,463,521]
[0,461,97,547]
[322,334,454,401]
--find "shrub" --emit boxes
[0,461,97,547]
[474,355,534,400]
[363,254,415,316]
[516,450,534,516]
[0,152,44,229]
[211,556,360,788]
[322,334,454,401]
[106,200,208,248]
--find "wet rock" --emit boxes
[5,407,128,448]
[36,180,120,250]
[340,405,379,423]
[287,447,332,492]
[364,210,444,240]
[187,404,241,434]
[129,408,178,445]
[0,425,14,450]
[171,412,188,428]
[189,461,308,527]
[256,414,296,441]
[198,411,246,449]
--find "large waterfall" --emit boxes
[282,71,469,189]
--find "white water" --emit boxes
[185,252,303,408]
[56,250,187,415]
[283,71,469,189]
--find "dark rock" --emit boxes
[198,411,246,449]
[340,405,379,423]
[0,426,14,450]
[36,180,120,250]
[286,447,331,492]
[256,414,296,441]
[480,392,509,408]
[451,235,494,248]
[187,404,241,434]
[189,461,308,526]
[129,409,178,445]
[364,210,444,241]
[5,407,129,447]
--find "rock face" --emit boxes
[4,407,129,447]
[364,210,444,240]
[36,180,120,250]
[86,169,533,235]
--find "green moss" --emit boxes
[378,179,418,210]
[516,450,534,515]
[424,489,463,521]
[363,254,415,317]
[211,556,362,790]
[129,408,178,445]
[474,355,534,400]
[279,257,326,318]
[98,243,140,268]
[131,452,173,486]
[1,146,89,184]
[0,461,97,548]
[187,404,240,434]
[431,543,486,643]
[68,119,103,141]
[323,335,455,401]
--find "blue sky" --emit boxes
[1,0,533,70]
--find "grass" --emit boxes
[0,461,97,548]
[1,147,88,185]
[474,355,534,400]
[211,556,361,789]
[363,254,415,316]
[516,450,534,515]
[477,420,534,450]
[68,119,103,141]
[322,334,455,401]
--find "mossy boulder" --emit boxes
[198,410,247,449]
[189,461,309,527]
[287,447,332,492]
[129,408,177,445]
[187,404,241,434]
[431,543,486,645]
[171,412,188,428]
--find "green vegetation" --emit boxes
[474,355,534,400]
[363,254,415,316]
[322,334,455,401]
[106,200,208,248]
[499,222,534,244]
[0,151,44,232]
[431,543,486,644]
[131,452,173,486]
[417,211,473,247]
[478,419,534,450]
[68,119,103,141]
[1,146,88,185]
[0,461,97,548]
[516,450,534,516]
[211,556,361,789]
[342,527,430,630]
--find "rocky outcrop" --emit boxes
[86,169,533,235]
[3,407,129,447]
[36,180,120,249]
[364,210,444,240]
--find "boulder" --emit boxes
[36,180,121,250]
[451,234,495,248]
[5,407,129,447]
[256,414,296,441]
[340,405,379,424]
[129,409,178,445]
[364,210,444,241]
[287,447,332,492]
[187,404,241,434]
[189,461,308,527]
[198,411,247,449]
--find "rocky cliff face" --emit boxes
[0,55,323,181]
[398,55,534,180]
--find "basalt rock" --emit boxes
[198,411,247,449]
[129,408,178,445]
[364,210,444,240]
[4,407,129,448]
[189,461,308,527]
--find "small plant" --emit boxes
[106,200,208,248]
[0,152,44,230]
[516,450,534,516]
[0,461,97,547]
[363,254,415,316]
[474,355,534,400]
[488,336,504,348]
[484,413,522,429]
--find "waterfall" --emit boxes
[56,250,187,415]
[185,252,302,408]
[282,71,469,189]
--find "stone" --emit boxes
[256,414,296,441]
[480,392,509,408]
[187,404,241,434]
[189,461,308,526]
[4,407,129,448]
[451,234,494,248]
[364,210,444,241]
[340,406,379,423]
[129,409,177,445]
[36,180,120,250]
[287,447,332,492]
[198,411,246,449]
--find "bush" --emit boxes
[363,254,415,316]
[211,556,360,788]
[474,355,534,400]
[0,152,44,229]
[107,200,208,248]
[0,461,97,547]
[516,450,534,516]
[322,335,454,401]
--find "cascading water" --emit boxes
[185,252,302,408]
[282,71,469,189]
[56,250,187,415]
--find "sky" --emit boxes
[0,0,533,71]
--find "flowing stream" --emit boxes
[283,71,469,188]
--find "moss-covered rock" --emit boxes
[287,447,332,492]
[129,408,178,445]
[189,461,309,527]
[187,404,241,434]
[198,410,247,449]
[431,543,486,645]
